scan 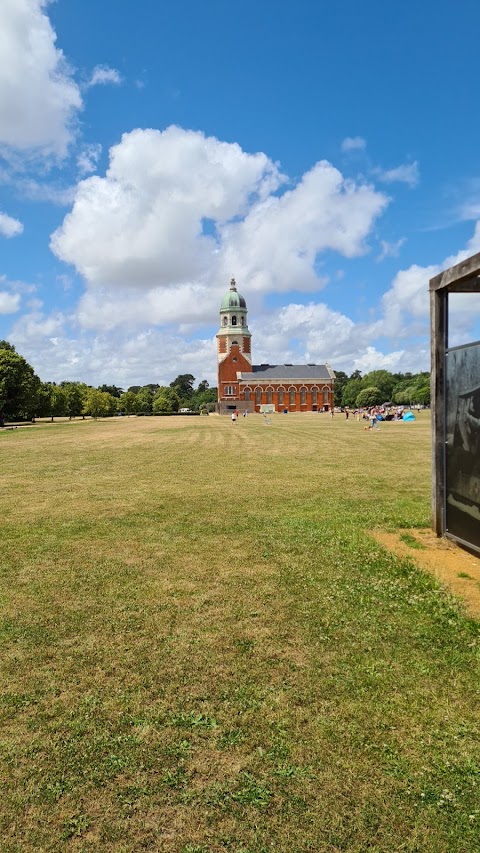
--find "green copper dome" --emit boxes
[220,277,247,311]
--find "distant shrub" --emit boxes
[356,386,382,408]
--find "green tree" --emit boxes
[40,383,69,421]
[135,387,154,415]
[361,370,395,403]
[413,384,430,406]
[0,343,41,422]
[119,391,137,415]
[61,382,87,418]
[342,378,363,408]
[197,379,209,393]
[170,374,195,400]
[356,386,383,408]
[83,388,113,419]
[394,385,416,405]
[153,386,180,414]
[333,370,348,407]
[190,384,217,411]
[98,384,123,398]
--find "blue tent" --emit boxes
[403,411,416,421]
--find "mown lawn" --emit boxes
[0,413,478,852]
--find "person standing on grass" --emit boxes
[232,412,237,423]
[345,406,349,420]
[365,409,376,430]
[330,407,334,418]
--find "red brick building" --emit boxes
[217,278,335,414]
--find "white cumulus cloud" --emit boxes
[375,161,419,188]
[382,221,480,339]
[76,143,102,176]
[218,161,388,295]
[341,136,366,153]
[249,301,394,374]
[0,211,23,237]
[8,308,218,386]
[377,237,406,262]
[52,126,283,291]
[0,291,20,314]
[87,65,122,88]
[51,126,388,330]
[0,0,82,158]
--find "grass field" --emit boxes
[0,412,479,852]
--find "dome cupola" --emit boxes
[220,277,247,311]
[218,276,249,332]
[216,275,252,366]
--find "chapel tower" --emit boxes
[216,276,253,402]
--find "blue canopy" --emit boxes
[403,411,416,421]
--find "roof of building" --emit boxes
[238,363,335,382]
[220,276,247,311]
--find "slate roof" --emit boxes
[238,364,334,382]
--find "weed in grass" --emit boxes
[233,637,256,653]
[166,738,193,757]
[231,773,272,807]
[61,812,91,840]
[162,768,187,788]
[399,532,426,549]
[218,729,245,748]
[458,571,473,579]
[170,711,218,730]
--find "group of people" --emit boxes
[231,409,248,422]
[327,404,411,428]
[337,404,409,428]
[231,404,412,424]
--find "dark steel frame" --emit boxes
[430,252,480,550]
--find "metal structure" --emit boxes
[430,252,480,552]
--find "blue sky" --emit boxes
[1,0,480,388]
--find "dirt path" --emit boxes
[372,528,480,618]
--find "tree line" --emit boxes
[0,339,430,424]
[333,369,430,409]
[0,342,217,423]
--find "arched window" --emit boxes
[244,388,250,401]
[223,316,227,326]
[232,315,237,326]
[312,387,318,405]
[289,388,295,406]
[267,388,272,404]
[241,316,244,325]
[278,388,284,405]
[300,387,306,405]
[255,388,261,404]
[323,387,329,403]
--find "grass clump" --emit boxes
[400,531,426,549]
